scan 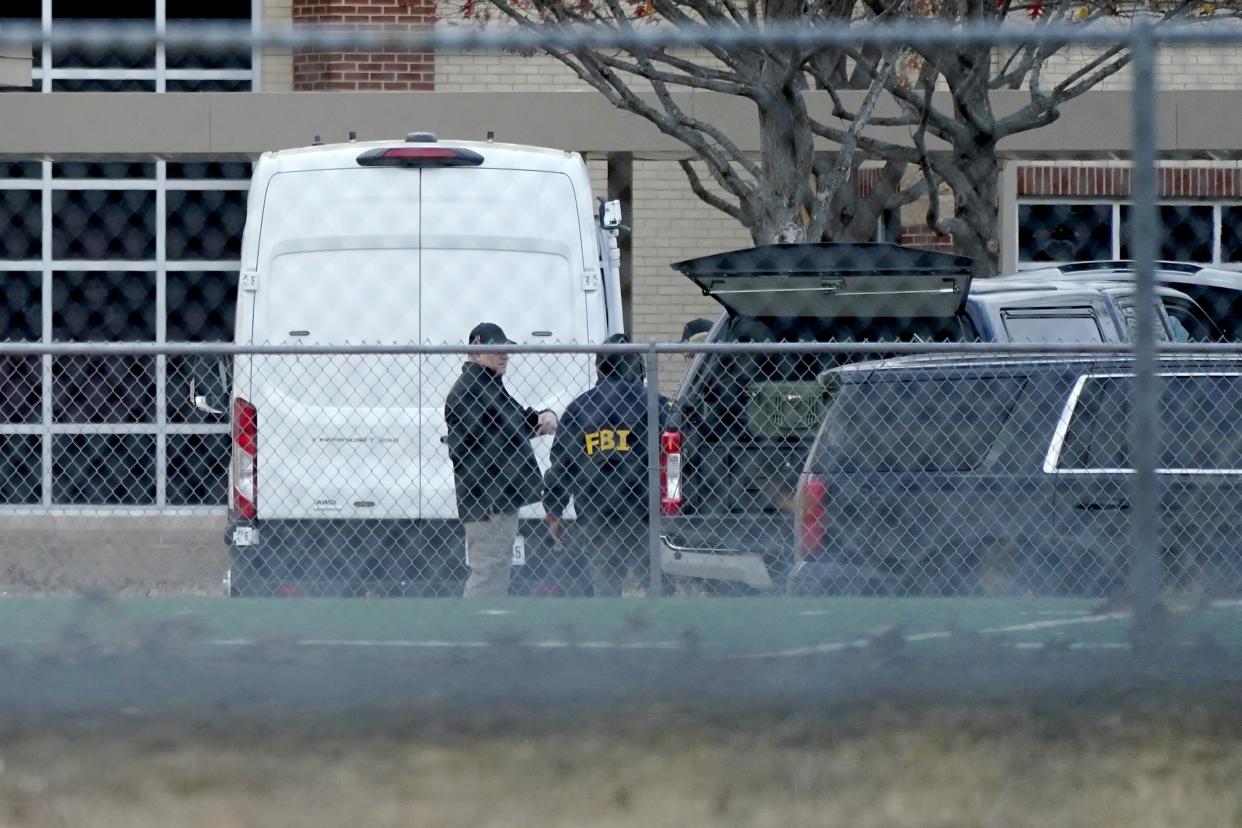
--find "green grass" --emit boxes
[0,595,1164,656]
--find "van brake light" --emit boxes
[796,473,828,560]
[660,430,682,516]
[356,147,484,168]
[232,397,257,520]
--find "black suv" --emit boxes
[660,242,1146,593]
[791,354,1242,597]
[1018,260,1240,340]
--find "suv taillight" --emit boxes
[660,430,682,516]
[796,473,828,560]
[232,397,257,520]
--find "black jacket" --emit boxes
[445,361,544,521]
[544,377,663,526]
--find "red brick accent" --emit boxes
[855,167,881,197]
[898,224,954,252]
[293,0,436,91]
[1018,165,1242,199]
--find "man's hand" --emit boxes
[544,513,565,543]
[536,410,558,436]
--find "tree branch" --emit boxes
[807,52,895,240]
[679,159,746,222]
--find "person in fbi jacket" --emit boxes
[543,334,666,596]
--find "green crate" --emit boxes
[745,381,827,439]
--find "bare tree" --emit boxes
[834,1,1240,272]
[463,0,1237,273]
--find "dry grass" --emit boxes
[2,698,1241,828]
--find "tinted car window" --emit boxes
[818,376,1025,472]
[707,315,977,378]
[1163,301,1216,343]
[1001,309,1103,343]
[689,315,977,438]
[1116,301,1170,342]
[1058,374,1242,470]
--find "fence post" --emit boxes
[1129,21,1162,645]
[646,346,663,598]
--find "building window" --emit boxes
[4,0,256,93]
[0,159,249,513]
[1018,201,1242,267]
[1120,204,1215,262]
[1018,203,1113,263]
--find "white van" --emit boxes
[198,134,624,596]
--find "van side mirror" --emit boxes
[189,356,230,416]
[599,198,623,230]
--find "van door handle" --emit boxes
[1074,501,1131,512]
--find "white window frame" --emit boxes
[0,159,248,515]
[1016,199,1242,270]
[29,0,257,94]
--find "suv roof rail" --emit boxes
[1056,260,1204,275]
[671,242,976,279]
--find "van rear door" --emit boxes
[418,167,597,520]
[251,168,422,521]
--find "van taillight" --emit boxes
[232,397,257,520]
[355,147,484,167]
[796,473,828,560]
[660,430,682,516]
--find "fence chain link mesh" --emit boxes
[2,335,1241,605]
[0,20,1237,622]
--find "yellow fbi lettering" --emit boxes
[584,428,633,456]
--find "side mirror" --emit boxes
[189,357,229,416]
[598,198,624,230]
[191,384,225,416]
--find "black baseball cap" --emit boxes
[680,317,713,342]
[597,333,643,381]
[468,322,515,345]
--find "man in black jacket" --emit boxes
[445,322,557,597]
[543,334,662,596]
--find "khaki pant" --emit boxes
[463,512,520,598]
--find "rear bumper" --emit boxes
[659,515,791,591]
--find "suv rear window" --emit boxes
[1001,308,1104,343]
[1055,373,1242,471]
[817,376,1025,472]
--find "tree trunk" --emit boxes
[751,75,815,244]
[949,141,1002,277]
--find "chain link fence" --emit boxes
[1,18,1242,656]
[2,336,1242,608]
[6,19,1242,828]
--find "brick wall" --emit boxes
[262,0,295,91]
[293,0,436,91]
[435,50,595,92]
[898,224,954,252]
[1018,164,1242,198]
[630,161,751,345]
[1037,43,1242,91]
[435,27,1242,93]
